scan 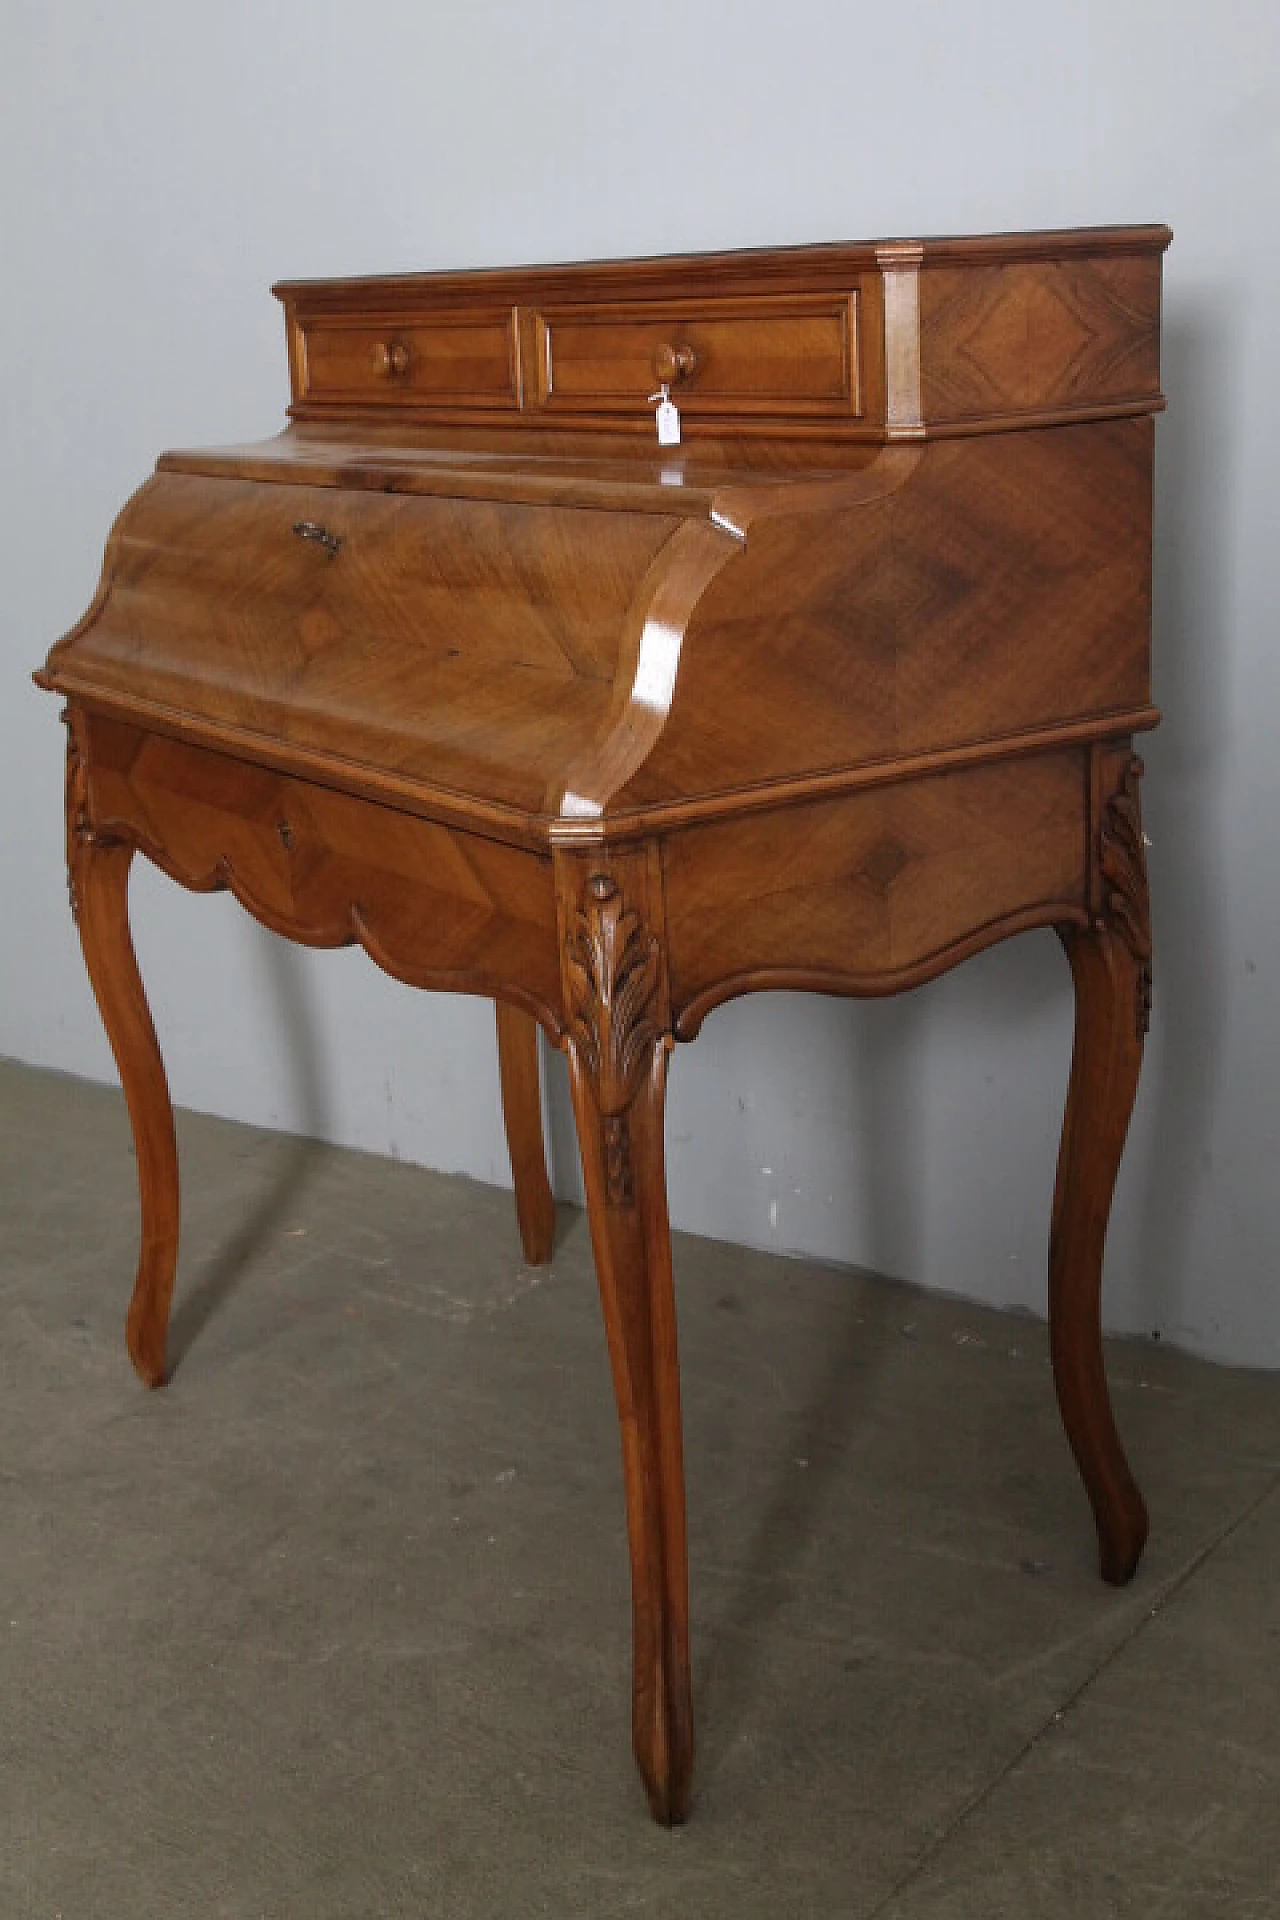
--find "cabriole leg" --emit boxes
[562,868,692,1824]
[495,1000,556,1265]
[66,718,178,1387]
[1049,757,1151,1584]
[569,1040,691,1824]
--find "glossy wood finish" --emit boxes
[37,226,1169,1823]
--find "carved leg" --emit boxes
[1050,759,1151,1584]
[568,1039,691,1823]
[66,724,178,1387]
[563,871,692,1824]
[495,1001,556,1265]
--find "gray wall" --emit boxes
[2,2,1277,1365]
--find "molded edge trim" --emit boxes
[43,680,1160,855]
[272,226,1172,306]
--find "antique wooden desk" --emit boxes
[36,225,1169,1823]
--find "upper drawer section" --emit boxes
[530,293,861,419]
[294,307,520,410]
[276,228,1168,436]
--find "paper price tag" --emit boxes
[649,383,681,448]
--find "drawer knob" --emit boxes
[652,341,697,386]
[373,340,412,378]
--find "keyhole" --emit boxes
[277,818,294,850]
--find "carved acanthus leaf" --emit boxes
[565,873,664,1206]
[1099,755,1152,1036]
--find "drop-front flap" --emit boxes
[39,461,698,836]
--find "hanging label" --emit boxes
[648,383,681,448]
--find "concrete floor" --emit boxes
[2,1057,1278,1918]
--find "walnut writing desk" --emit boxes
[36,226,1169,1823]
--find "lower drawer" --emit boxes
[81,715,562,1025]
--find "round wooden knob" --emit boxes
[373,340,411,378]
[652,341,697,386]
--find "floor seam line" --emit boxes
[860,1468,1280,1918]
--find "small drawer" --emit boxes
[296,307,520,408]
[532,292,860,419]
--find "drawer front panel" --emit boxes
[533,293,860,417]
[81,715,564,1025]
[297,308,520,408]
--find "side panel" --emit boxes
[664,750,1089,1034]
[917,252,1163,427]
[621,420,1154,809]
